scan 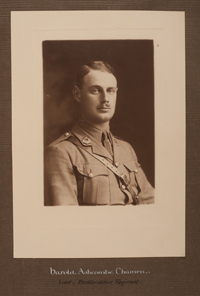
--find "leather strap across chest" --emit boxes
[67,136,139,204]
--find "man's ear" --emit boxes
[72,85,81,103]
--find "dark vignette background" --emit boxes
[1,1,200,296]
[43,40,154,186]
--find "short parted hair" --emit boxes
[75,61,115,88]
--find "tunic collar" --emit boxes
[77,118,110,143]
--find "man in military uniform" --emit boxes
[44,61,154,206]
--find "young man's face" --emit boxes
[77,69,118,127]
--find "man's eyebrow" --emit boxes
[89,85,117,89]
[89,85,101,89]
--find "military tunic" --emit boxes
[44,120,154,206]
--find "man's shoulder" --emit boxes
[112,134,132,147]
[49,132,73,146]
[45,131,77,153]
[112,134,137,158]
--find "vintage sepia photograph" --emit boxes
[43,40,155,206]
[12,11,185,258]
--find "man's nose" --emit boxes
[100,91,109,103]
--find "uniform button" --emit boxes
[134,169,138,173]
[88,173,94,178]
[121,185,126,190]
[65,132,69,136]
[115,162,119,167]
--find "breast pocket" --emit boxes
[76,164,110,205]
[123,160,141,195]
[124,160,154,204]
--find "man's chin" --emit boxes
[96,113,114,123]
[81,111,114,126]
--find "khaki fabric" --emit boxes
[44,123,154,206]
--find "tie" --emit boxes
[102,132,113,156]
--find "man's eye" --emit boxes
[90,88,100,94]
[108,88,116,94]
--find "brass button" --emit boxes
[121,185,126,190]
[134,169,138,173]
[88,173,94,178]
[65,132,70,136]
[115,162,119,167]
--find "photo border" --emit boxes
[11,11,185,258]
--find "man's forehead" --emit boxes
[82,69,117,87]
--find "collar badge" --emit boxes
[82,137,91,145]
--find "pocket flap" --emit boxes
[76,164,109,177]
[123,160,141,172]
